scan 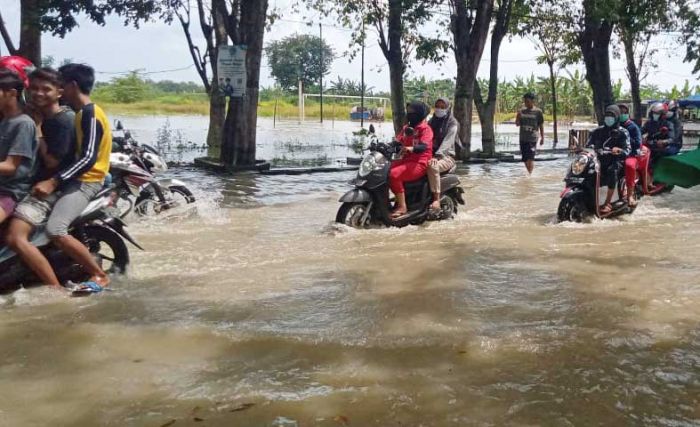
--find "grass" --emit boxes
[93,94,591,125]
[93,93,393,120]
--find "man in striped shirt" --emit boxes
[29,63,112,290]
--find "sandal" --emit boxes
[391,209,407,218]
[68,281,108,297]
[599,203,613,215]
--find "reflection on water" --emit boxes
[2,149,700,426]
[112,116,575,167]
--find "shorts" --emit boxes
[520,140,536,162]
[600,163,621,188]
[46,181,103,237]
[13,193,61,227]
[0,194,17,217]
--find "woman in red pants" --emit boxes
[389,101,433,217]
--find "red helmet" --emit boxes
[0,56,35,88]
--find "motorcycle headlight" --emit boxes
[571,154,588,176]
[359,152,386,177]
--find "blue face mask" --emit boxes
[652,114,661,121]
[604,117,616,127]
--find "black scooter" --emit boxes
[336,127,465,228]
[557,137,637,222]
[0,188,143,292]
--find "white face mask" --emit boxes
[434,108,447,118]
[652,114,661,121]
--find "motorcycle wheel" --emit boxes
[336,202,372,228]
[557,197,588,223]
[83,225,129,274]
[134,184,195,216]
[439,194,458,220]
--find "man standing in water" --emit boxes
[515,93,544,174]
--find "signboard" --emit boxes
[217,45,247,97]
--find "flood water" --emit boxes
[1,118,699,426]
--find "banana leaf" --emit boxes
[654,149,700,188]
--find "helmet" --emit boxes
[650,102,667,116]
[0,56,35,88]
[667,100,678,111]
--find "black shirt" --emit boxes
[35,107,76,182]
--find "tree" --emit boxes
[212,0,270,168]
[0,0,162,66]
[575,0,616,125]
[526,0,574,146]
[473,0,524,156]
[305,0,445,133]
[169,0,228,158]
[266,34,334,92]
[449,0,495,158]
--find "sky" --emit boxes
[0,0,697,93]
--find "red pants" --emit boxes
[624,149,651,191]
[389,159,427,194]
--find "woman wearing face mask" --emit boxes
[427,98,459,211]
[585,105,630,214]
[389,101,433,218]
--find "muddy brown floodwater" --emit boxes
[1,156,699,426]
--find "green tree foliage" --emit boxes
[404,76,455,101]
[93,71,150,104]
[0,0,163,65]
[265,34,335,91]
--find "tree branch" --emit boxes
[0,9,17,54]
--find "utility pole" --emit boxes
[319,23,324,123]
[360,20,365,130]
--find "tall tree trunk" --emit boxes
[451,0,494,159]
[206,7,228,158]
[207,90,226,158]
[385,0,406,133]
[621,33,642,123]
[19,0,41,65]
[473,84,496,156]
[218,0,268,168]
[577,3,614,125]
[548,61,559,145]
[474,0,513,157]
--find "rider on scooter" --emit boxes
[427,97,459,212]
[618,104,642,207]
[666,100,683,155]
[642,102,675,166]
[586,105,630,215]
[389,101,433,218]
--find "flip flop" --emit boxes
[69,281,108,297]
[599,204,613,215]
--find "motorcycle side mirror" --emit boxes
[405,127,415,137]
[369,124,376,134]
[116,120,123,130]
[125,130,132,139]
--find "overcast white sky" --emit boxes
[0,0,697,92]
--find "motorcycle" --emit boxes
[557,138,637,222]
[0,188,143,292]
[110,121,195,218]
[336,127,466,228]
